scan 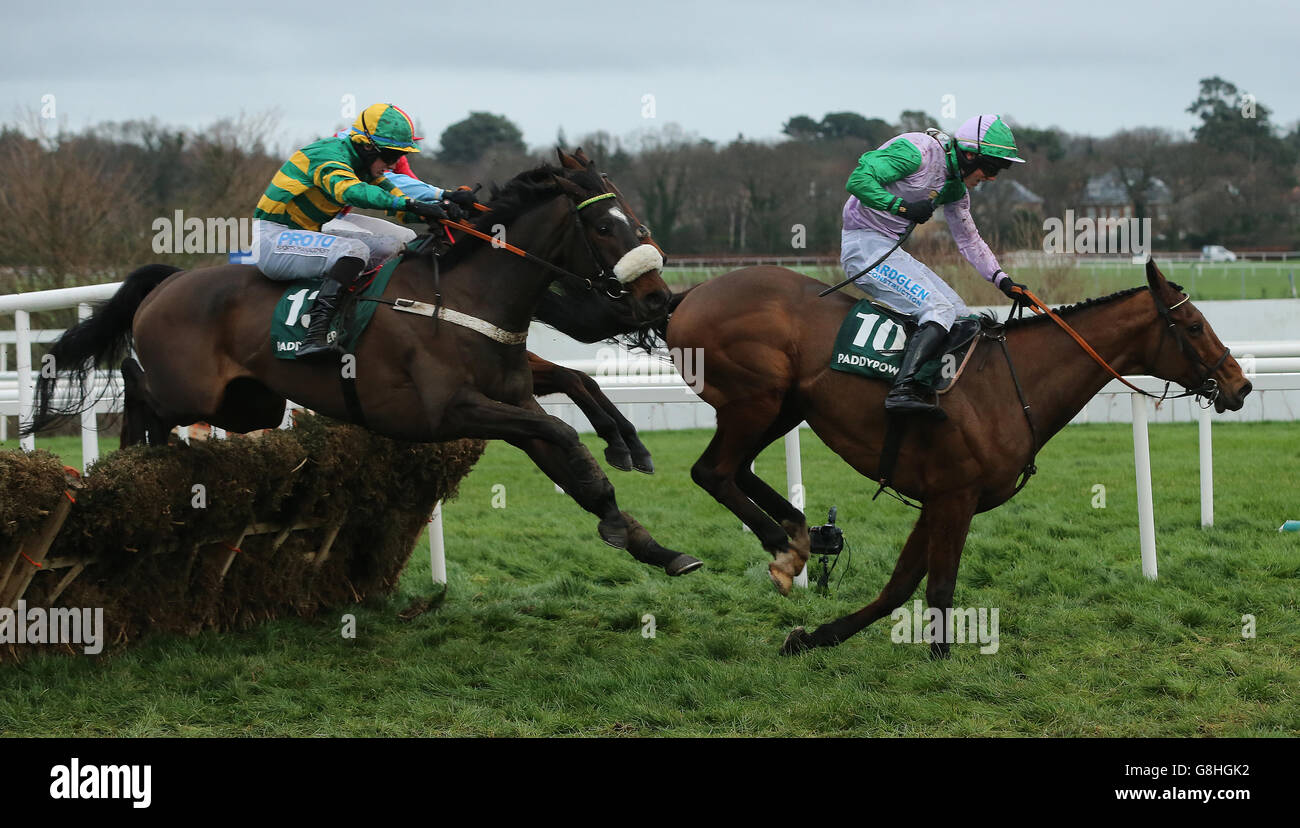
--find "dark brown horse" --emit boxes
[30,150,700,576]
[665,259,1251,655]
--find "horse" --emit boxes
[663,258,1252,655]
[29,150,702,577]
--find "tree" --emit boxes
[819,112,893,145]
[782,115,820,141]
[437,112,526,165]
[897,110,938,134]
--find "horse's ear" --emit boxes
[573,147,592,167]
[556,147,583,170]
[1146,257,1171,295]
[551,173,585,200]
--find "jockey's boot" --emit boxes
[884,320,948,419]
[297,256,366,360]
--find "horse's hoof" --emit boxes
[631,453,655,474]
[780,627,814,656]
[603,446,633,472]
[665,554,703,576]
[768,562,793,596]
[598,517,628,549]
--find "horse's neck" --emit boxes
[442,209,560,330]
[1008,294,1153,443]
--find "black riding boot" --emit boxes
[884,321,949,419]
[297,256,366,360]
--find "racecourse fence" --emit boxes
[0,413,482,659]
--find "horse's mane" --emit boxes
[996,282,1183,328]
[435,162,607,269]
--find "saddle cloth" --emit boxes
[830,299,982,393]
[269,256,401,360]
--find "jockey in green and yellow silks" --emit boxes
[251,103,479,359]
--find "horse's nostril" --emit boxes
[1240,380,1253,398]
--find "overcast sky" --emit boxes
[5,0,1296,153]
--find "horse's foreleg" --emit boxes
[530,356,651,473]
[735,454,809,587]
[438,390,698,574]
[573,369,654,474]
[692,399,805,594]
[507,434,700,576]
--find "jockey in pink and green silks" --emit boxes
[840,113,1030,417]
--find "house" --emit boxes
[1080,170,1171,221]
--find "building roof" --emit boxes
[1081,169,1171,205]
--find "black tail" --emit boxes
[23,264,181,436]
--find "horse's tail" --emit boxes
[23,264,181,436]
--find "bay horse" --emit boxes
[29,150,701,576]
[664,259,1251,655]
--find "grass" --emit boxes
[664,259,1300,303]
[1,422,1297,736]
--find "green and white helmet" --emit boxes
[954,114,1025,163]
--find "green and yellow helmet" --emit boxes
[350,103,421,154]
[954,114,1024,163]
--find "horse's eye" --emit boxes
[1189,322,1203,335]
[597,224,611,236]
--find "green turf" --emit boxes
[1,422,1297,736]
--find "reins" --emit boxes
[1009,286,1229,406]
[435,190,628,297]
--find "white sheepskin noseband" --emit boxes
[612,244,664,284]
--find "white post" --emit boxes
[429,500,446,585]
[1198,404,1213,528]
[0,344,7,443]
[785,427,808,588]
[15,310,34,452]
[78,303,99,473]
[1131,395,1158,579]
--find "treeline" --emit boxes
[0,77,1295,293]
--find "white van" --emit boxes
[1201,245,1238,262]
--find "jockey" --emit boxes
[252,103,479,358]
[840,113,1030,416]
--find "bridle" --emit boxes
[982,285,1233,501]
[436,187,649,302]
[1148,290,1231,408]
[1011,287,1230,407]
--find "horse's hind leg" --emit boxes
[120,358,179,447]
[781,490,976,656]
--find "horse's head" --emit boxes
[1141,259,1251,412]
[532,148,672,343]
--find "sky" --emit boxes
[4,0,1297,153]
